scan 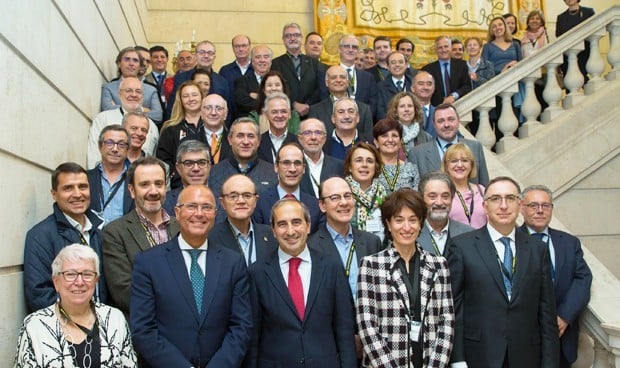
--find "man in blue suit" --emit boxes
[413,71,437,137]
[253,142,324,233]
[130,185,252,368]
[247,199,357,367]
[520,184,592,368]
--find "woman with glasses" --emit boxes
[373,118,421,193]
[442,143,486,229]
[249,70,300,134]
[385,92,432,157]
[357,188,454,367]
[156,81,206,188]
[344,142,388,241]
[15,244,136,367]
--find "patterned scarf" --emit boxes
[346,175,387,231]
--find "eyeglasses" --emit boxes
[58,270,98,282]
[221,192,257,202]
[448,158,471,165]
[120,88,143,95]
[277,160,304,168]
[284,33,302,39]
[523,202,554,211]
[122,56,140,63]
[321,192,354,203]
[196,50,216,56]
[102,139,129,149]
[202,105,226,112]
[340,44,360,50]
[179,159,209,168]
[298,130,326,137]
[177,202,216,213]
[485,194,519,204]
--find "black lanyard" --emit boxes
[455,185,475,225]
[228,221,254,264]
[99,172,126,212]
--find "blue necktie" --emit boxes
[396,80,403,91]
[187,249,205,313]
[500,237,513,300]
[443,62,452,95]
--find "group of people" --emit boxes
[16,4,596,367]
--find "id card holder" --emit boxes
[365,208,382,232]
[410,320,422,342]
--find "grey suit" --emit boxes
[308,98,374,139]
[418,219,474,257]
[102,209,180,315]
[207,220,278,264]
[409,138,489,186]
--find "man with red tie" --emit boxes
[247,199,357,367]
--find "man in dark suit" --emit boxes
[253,142,324,233]
[422,36,471,106]
[324,98,373,160]
[87,125,134,224]
[162,140,211,216]
[235,45,273,116]
[144,45,169,108]
[409,103,489,185]
[520,184,592,368]
[219,34,253,118]
[103,157,180,316]
[271,22,322,118]
[447,176,559,368]
[297,118,344,198]
[210,174,278,264]
[131,185,252,368]
[257,93,298,163]
[417,171,473,257]
[365,36,392,83]
[375,51,414,120]
[247,199,357,367]
[308,65,374,139]
[333,34,376,106]
[412,71,437,136]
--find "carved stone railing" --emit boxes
[455,5,620,154]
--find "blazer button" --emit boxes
[299,357,305,364]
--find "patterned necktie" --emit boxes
[422,106,429,130]
[347,68,355,95]
[187,249,205,313]
[288,257,305,319]
[499,237,513,300]
[396,80,403,91]
[210,133,220,163]
[443,62,452,95]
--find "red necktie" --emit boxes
[288,257,305,319]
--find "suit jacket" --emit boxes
[247,247,357,368]
[308,98,374,139]
[422,59,472,106]
[421,104,436,137]
[252,186,324,234]
[317,67,376,108]
[374,76,412,120]
[365,64,389,83]
[409,138,489,186]
[519,225,592,364]
[357,246,454,367]
[208,220,278,264]
[130,237,252,368]
[418,219,474,257]
[257,131,298,164]
[87,167,134,222]
[271,53,321,106]
[235,72,261,116]
[163,187,182,216]
[447,227,559,368]
[307,224,383,266]
[100,78,163,123]
[102,210,180,315]
[299,155,344,198]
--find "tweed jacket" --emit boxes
[357,245,454,368]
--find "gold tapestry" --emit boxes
[314,0,544,67]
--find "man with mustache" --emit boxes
[417,171,473,257]
[103,156,180,316]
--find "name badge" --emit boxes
[410,320,422,342]
[365,208,382,232]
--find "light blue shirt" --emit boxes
[229,220,256,265]
[326,222,358,300]
[98,163,127,224]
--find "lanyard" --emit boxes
[228,221,254,264]
[140,222,158,247]
[381,161,401,192]
[344,241,356,277]
[455,186,475,225]
[99,173,126,212]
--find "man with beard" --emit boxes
[103,156,180,316]
[417,171,473,257]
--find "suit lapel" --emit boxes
[510,230,531,302]
[264,252,301,320]
[388,250,411,314]
[425,143,441,171]
[418,251,437,322]
[165,241,201,321]
[304,249,326,324]
[475,229,509,299]
[201,245,223,324]
[125,211,152,252]
[550,230,565,284]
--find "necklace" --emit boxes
[58,302,98,368]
